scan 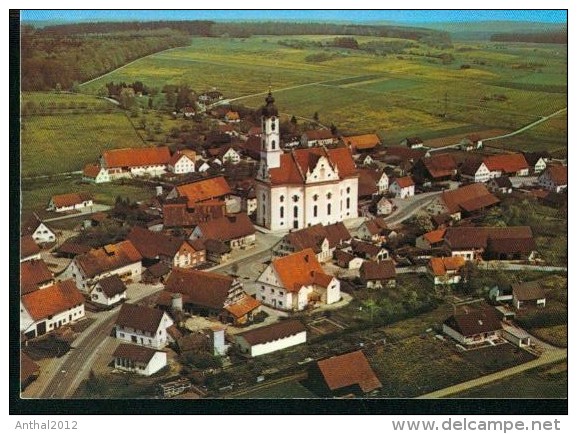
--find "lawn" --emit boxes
[530,325,567,348]
[21,112,145,177]
[21,91,113,113]
[76,36,566,145]
[20,175,154,219]
[450,362,567,398]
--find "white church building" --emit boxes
[255,92,359,231]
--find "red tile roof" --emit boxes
[392,176,414,188]
[21,352,40,385]
[423,229,446,244]
[358,169,379,197]
[164,268,236,310]
[304,129,335,141]
[224,294,261,319]
[75,240,142,278]
[175,176,232,206]
[83,164,102,178]
[343,134,381,151]
[268,147,357,185]
[429,256,465,276]
[543,165,567,185]
[284,223,351,254]
[127,226,190,260]
[317,350,382,393]
[422,154,457,179]
[21,280,84,321]
[360,260,396,281]
[57,240,92,256]
[102,146,171,168]
[444,309,502,337]
[168,150,196,167]
[195,213,255,242]
[51,192,93,208]
[115,303,167,334]
[113,343,161,364]
[96,275,127,298]
[441,184,499,214]
[20,259,54,295]
[271,248,334,293]
[363,217,389,235]
[162,201,226,228]
[20,236,40,259]
[237,319,306,346]
[483,153,528,174]
[444,226,534,250]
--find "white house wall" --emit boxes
[238,330,307,357]
[21,303,85,336]
[115,313,173,349]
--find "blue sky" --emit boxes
[21,10,567,24]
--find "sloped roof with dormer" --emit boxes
[269,248,334,293]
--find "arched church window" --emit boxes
[313,205,318,217]
[279,195,285,203]
[294,206,298,218]
[292,195,299,203]
[346,187,351,194]
[326,192,332,200]
[313,194,319,201]
[271,119,276,131]
[280,207,284,218]
[272,140,276,150]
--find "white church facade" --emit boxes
[255,92,359,231]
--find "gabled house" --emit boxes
[459,159,491,183]
[511,282,546,309]
[428,256,466,285]
[113,343,167,376]
[46,192,94,212]
[166,176,232,209]
[89,275,127,306]
[82,164,110,183]
[114,303,174,349]
[351,239,389,262]
[191,213,256,251]
[538,165,567,193]
[487,176,513,194]
[342,134,381,154]
[382,147,428,172]
[359,260,396,289]
[127,226,205,268]
[20,236,41,262]
[162,200,226,229]
[225,111,240,123]
[358,168,388,195]
[142,262,172,284]
[21,214,57,246]
[168,150,196,174]
[334,249,364,269]
[163,268,260,325]
[100,146,171,180]
[309,350,382,397]
[203,239,232,264]
[389,176,415,198]
[20,259,54,295]
[357,217,391,244]
[427,184,499,220]
[61,240,143,292]
[413,154,458,183]
[483,153,529,177]
[443,226,536,261]
[257,248,340,311]
[20,280,85,339]
[523,152,549,174]
[235,319,307,357]
[301,129,337,148]
[443,309,502,346]
[275,222,351,263]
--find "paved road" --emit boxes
[418,348,567,398]
[37,283,163,398]
[384,192,441,226]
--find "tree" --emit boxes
[71,81,80,93]
[330,123,338,136]
[55,82,62,93]
[313,111,319,122]
[361,298,381,323]
[119,87,136,110]
[165,88,176,110]
[290,115,298,126]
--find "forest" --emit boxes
[490,31,567,44]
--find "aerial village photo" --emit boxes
[19,10,567,401]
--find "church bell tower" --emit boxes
[258,90,282,180]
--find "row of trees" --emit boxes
[490,31,567,44]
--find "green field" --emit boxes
[77,36,566,147]
[450,362,567,398]
[21,112,145,177]
[234,380,317,398]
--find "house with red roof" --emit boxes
[255,92,358,231]
[168,150,196,174]
[190,213,256,251]
[389,176,415,198]
[89,275,127,306]
[20,236,41,263]
[47,192,93,213]
[113,343,168,376]
[114,303,174,349]
[99,146,171,180]
[82,163,110,183]
[483,153,529,177]
[538,165,567,192]
[20,259,54,295]
[20,280,85,339]
[162,268,260,325]
[443,309,503,346]
[342,134,381,154]
[301,129,337,147]
[256,248,340,311]
[427,183,499,220]
[21,214,57,246]
[61,240,143,292]
[428,256,466,285]
[309,350,382,397]
[415,229,446,250]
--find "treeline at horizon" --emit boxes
[490,31,567,44]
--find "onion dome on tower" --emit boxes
[261,90,278,117]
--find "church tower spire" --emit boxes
[257,90,282,180]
